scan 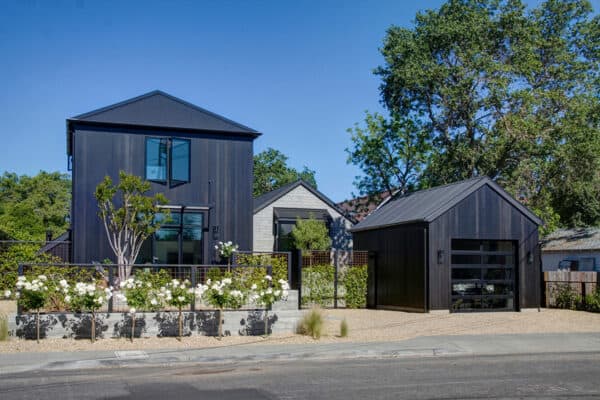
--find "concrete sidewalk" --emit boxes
[1,332,599,374]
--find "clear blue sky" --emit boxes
[0,0,560,202]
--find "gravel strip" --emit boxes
[1,308,599,353]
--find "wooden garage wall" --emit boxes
[353,223,427,311]
[427,184,540,310]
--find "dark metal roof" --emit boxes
[253,180,355,224]
[273,208,330,221]
[351,177,542,232]
[67,90,260,155]
[542,228,600,251]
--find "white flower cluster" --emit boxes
[214,241,239,257]
[16,275,49,293]
[71,282,113,305]
[248,275,290,306]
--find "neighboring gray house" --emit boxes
[253,180,354,252]
[542,228,600,271]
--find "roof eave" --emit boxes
[349,218,427,233]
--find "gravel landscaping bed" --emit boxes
[1,308,599,353]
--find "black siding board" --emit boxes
[428,185,540,310]
[354,224,426,311]
[71,126,253,264]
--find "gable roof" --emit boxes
[67,90,260,154]
[351,176,542,232]
[253,180,355,224]
[542,228,600,251]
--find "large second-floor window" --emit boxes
[145,137,190,186]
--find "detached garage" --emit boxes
[351,177,542,312]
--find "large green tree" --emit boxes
[349,0,599,232]
[0,171,71,240]
[253,148,317,197]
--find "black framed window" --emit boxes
[136,210,205,265]
[145,137,190,186]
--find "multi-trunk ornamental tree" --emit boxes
[94,171,169,282]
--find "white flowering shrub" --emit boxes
[249,275,290,308]
[201,278,245,310]
[248,275,290,336]
[215,241,239,260]
[117,276,162,314]
[15,275,51,312]
[67,282,113,313]
[200,277,245,338]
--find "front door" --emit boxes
[450,239,516,312]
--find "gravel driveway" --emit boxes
[1,308,599,353]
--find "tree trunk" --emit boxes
[178,306,183,341]
[91,310,96,343]
[218,307,223,339]
[36,310,40,344]
[264,309,269,337]
[131,313,135,342]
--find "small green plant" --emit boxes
[553,283,581,310]
[340,318,348,338]
[297,307,324,340]
[0,313,8,341]
[584,289,600,313]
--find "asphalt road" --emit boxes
[1,352,600,400]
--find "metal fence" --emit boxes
[232,251,292,283]
[544,270,598,307]
[18,262,272,314]
[299,250,369,309]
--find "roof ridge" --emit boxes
[70,90,259,134]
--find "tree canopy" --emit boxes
[291,216,331,252]
[348,0,599,233]
[254,148,317,197]
[0,171,71,240]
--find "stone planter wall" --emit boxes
[6,291,300,340]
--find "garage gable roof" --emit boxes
[351,177,542,232]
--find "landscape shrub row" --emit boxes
[552,283,600,313]
[4,271,290,341]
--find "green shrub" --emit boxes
[553,283,581,310]
[584,289,600,313]
[297,307,324,339]
[341,265,367,308]
[0,313,8,341]
[234,254,288,282]
[340,318,348,338]
[302,264,334,307]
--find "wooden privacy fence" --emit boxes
[544,271,598,307]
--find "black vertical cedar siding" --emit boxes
[71,124,254,264]
[353,223,427,312]
[427,184,540,310]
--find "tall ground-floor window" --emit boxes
[137,209,205,264]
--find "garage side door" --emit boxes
[450,239,516,312]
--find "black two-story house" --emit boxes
[67,91,260,264]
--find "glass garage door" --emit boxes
[450,239,516,312]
